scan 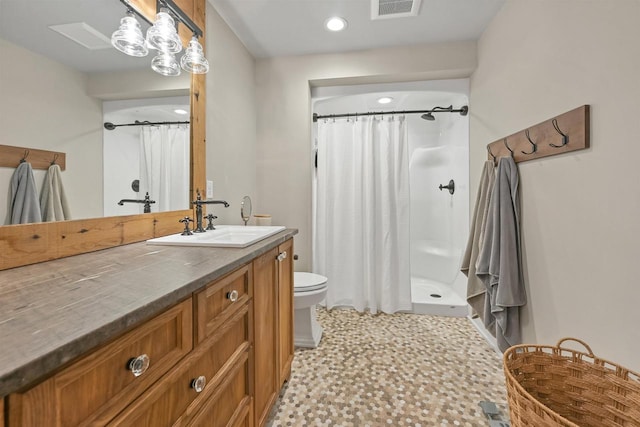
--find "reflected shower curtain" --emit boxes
[139,125,190,212]
[314,116,411,314]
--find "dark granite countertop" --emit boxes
[0,228,297,397]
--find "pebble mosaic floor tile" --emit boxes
[267,308,509,427]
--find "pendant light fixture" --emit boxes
[111,9,148,57]
[180,35,209,74]
[111,0,209,76]
[146,8,182,54]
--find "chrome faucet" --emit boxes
[192,190,229,232]
[117,192,156,213]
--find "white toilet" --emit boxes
[293,272,328,348]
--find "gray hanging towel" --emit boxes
[461,160,496,324]
[476,156,526,352]
[9,162,42,224]
[40,163,71,222]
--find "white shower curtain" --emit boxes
[139,125,190,213]
[314,116,412,314]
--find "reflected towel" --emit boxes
[461,160,495,324]
[40,164,70,222]
[9,162,42,224]
[476,156,526,352]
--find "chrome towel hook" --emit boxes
[487,145,497,164]
[503,138,514,158]
[522,129,537,155]
[550,118,568,148]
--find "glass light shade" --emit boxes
[180,36,209,74]
[146,10,182,54]
[111,13,148,57]
[151,51,181,76]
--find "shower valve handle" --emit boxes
[438,180,455,195]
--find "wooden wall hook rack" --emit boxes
[0,144,66,171]
[487,105,590,164]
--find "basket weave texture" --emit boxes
[504,338,640,427]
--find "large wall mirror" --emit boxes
[0,0,196,225]
[0,0,206,270]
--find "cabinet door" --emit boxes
[252,247,279,427]
[277,239,294,386]
[109,304,250,427]
[8,299,193,427]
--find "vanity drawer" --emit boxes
[195,264,251,343]
[109,303,250,426]
[186,358,251,427]
[7,298,193,427]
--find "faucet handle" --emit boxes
[179,217,194,235]
[205,214,218,230]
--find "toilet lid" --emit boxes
[294,272,328,293]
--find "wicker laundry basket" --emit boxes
[503,337,640,427]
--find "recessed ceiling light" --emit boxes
[377,97,394,104]
[174,109,188,115]
[325,17,347,32]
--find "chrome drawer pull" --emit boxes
[226,289,239,302]
[191,375,206,393]
[127,354,150,377]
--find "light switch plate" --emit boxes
[206,180,213,198]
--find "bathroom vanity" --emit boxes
[0,229,296,426]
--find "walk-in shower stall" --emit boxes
[312,80,469,316]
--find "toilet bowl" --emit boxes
[294,272,328,348]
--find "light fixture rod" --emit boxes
[157,0,203,38]
[312,106,469,122]
[118,0,153,26]
[118,0,203,38]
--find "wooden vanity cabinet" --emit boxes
[6,299,193,427]
[4,238,295,427]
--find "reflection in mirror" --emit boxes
[241,196,252,226]
[0,0,191,225]
[103,97,190,216]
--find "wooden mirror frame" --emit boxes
[0,0,206,271]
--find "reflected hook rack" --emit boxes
[0,144,66,170]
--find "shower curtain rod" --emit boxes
[103,120,190,130]
[312,105,468,122]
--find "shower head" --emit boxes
[103,122,116,131]
[421,112,435,121]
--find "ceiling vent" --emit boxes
[371,0,422,20]
[48,23,112,50]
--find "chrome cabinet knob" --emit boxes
[226,289,239,302]
[276,251,287,262]
[127,354,150,377]
[191,375,206,393]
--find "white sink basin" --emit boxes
[146,225,286,248]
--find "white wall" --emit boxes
[256,42,477,271]
[0,38,103,223]
[204,5,258,225]
[470,0,640,371]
